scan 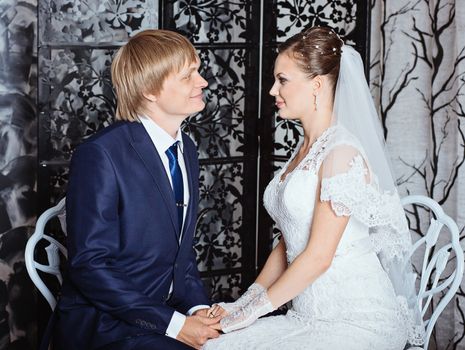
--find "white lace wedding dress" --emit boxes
[203,126,409,350]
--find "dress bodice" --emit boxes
[263,126,370,263]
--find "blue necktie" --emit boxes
[166,141,184,233]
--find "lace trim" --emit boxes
[278,126,338,185]
[286,309,314,325]
[397,296,425,346]
[298,126,337,173]
[220,290,275,333]
[370,226,412,260]
[320,155,408,234]
[219,283,265,314]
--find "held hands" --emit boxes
[176,313,221,349]
[206,304,228,319]
[220,289,275,333]
[209,282,265,316]
[193,308,214,318]
[204,282,266,331]
[200,283,275,334]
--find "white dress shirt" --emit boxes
[139,116,209,339]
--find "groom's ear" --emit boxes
[143,92,158,102]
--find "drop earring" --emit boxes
[314,94,318,112]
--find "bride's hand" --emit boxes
[211,283,265,317]
[220,290,275,333]
[207,304,228,319]
[209,321,223,331]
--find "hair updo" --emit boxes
[279,26,343,91]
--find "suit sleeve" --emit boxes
[66,142,174,334]
[176,247,211,313]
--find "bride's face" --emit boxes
[269,53,315,120]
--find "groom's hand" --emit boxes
[177,315,221,349]
[192,308,209,318]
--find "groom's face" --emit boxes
[152,59,208,121]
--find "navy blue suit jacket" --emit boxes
[54,121,210,350]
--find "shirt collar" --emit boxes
[139,115,184,154]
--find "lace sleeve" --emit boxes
[319,145,371,218]
[319,146,407,234]
[320,154,368,217]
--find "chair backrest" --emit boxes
[25,197,67,310]
[401,195,464,349]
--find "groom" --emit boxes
[53,30,220,349]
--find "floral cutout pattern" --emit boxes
[171,0,248,44]
[39,0,158,43]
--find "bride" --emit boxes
[203,26,423,349]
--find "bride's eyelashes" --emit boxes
[274,72,288,85]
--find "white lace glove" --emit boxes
[217,282,265,314]
[220,290,275,333]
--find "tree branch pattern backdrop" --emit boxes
[370,0,465,348]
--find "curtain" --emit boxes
[370,0,465,348]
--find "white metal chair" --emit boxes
[25,197,67,310]
[401,195,464,350]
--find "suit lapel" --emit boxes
[127,123,180,241]
[180,133,195,244]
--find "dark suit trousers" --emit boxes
[96,334,195,350]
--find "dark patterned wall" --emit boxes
[37,0,158,208]
[0,1,38,349]
[165,0,260,301]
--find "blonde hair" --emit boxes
[111,29,198,121]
